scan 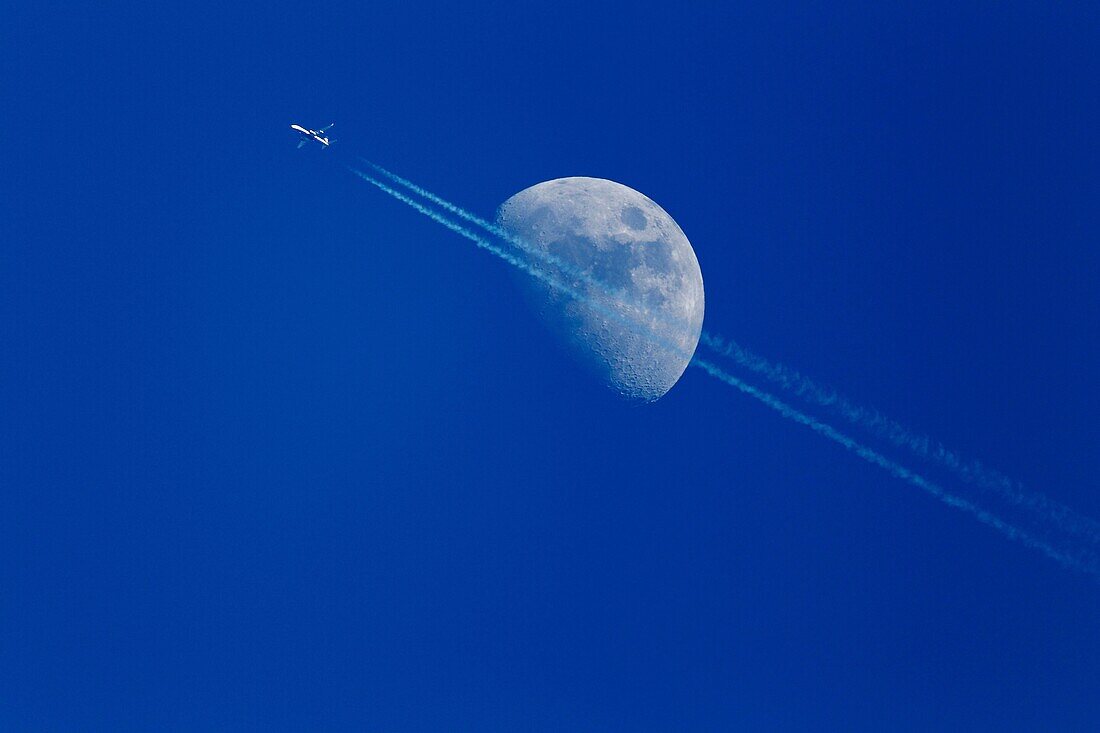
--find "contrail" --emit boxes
[365,158,564,271]
[362,160,1100,552]
[700,331,1100,545]
[342,159,1100,580]
[363,158,672,317]
[691,358,1100,578]
[344,163,648,335]
[364,159,515,248]
[343,165,582,299]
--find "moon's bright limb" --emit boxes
[497,177,705,402]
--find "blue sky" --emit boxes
[3,2,1100,729]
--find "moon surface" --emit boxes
[496,177,705,402]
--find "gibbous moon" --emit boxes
[496,177,705,402]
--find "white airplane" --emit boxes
[291,122,334,149]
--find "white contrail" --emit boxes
[363,160,1100,550]
[364,159,515,247]
[363,158,659,312]
[342,160,1100,580]
[691,358,1100,578]
[344,165,580,297]
[344,164,646,335]
[700,331,1100,545]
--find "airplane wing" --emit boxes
[297,140,307,149]
[320,123,334,132]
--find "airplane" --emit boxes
[291,122,334,149]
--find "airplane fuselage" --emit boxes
[291,123,332,148]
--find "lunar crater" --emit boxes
[621,205,648,231]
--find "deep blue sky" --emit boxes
[4,2,1100,729]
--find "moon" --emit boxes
[496,177,705,402]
